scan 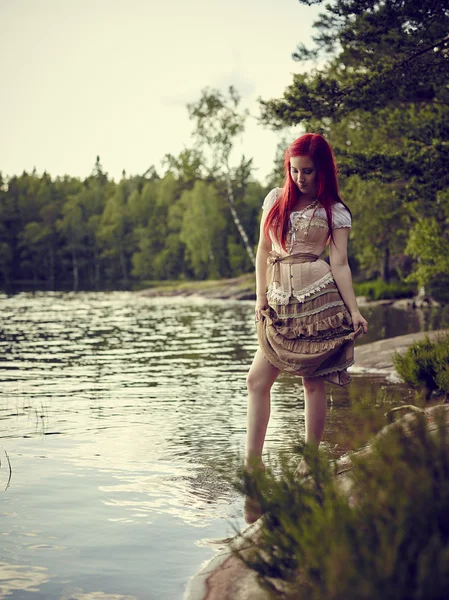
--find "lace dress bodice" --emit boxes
[262,188,351,305]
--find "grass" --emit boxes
[353,279,416,301]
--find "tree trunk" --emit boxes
[119,246,128,285]
[94,246,100,290]
[224,171,255,266]
[72,247,79,291]
[1,264,10,286]
[47,244,55,290]
[382,246,390,283]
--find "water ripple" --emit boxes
[0,292,447,599]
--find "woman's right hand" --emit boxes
[255,294,268,323]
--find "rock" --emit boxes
[353,329,449,374]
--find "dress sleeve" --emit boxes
[332,203,352,229]
[262,188,277,211]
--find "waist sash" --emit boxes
[267,251,319,288]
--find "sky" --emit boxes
[0,0,321,183]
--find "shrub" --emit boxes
[353,279,416,301]
[393,334,449,398]
[235,408,449,600]
[427,276,449,305]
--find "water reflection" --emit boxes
[0,562,49,598]
[60,591,138,600]
[0,292,448,599]
[356,302,449,344]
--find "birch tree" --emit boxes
[187,86,256,266]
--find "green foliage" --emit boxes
[405,188,449,291]
[0,238,13,285]
[353,279,415,301]
[188,86,256,266]
[188,86,249,172]
[262,0,449,124]
[226,237,249,275]
[259,0,449,287]
[0,159,265,290]
[179,181,226,279]
[338,174,410,281]
[236,408,449,599]
[427,276,449,305]
[393,334,449,398]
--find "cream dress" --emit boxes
[257,188,361,386]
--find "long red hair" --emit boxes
[264,133,351,251]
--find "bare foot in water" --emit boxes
[244,459,266,475]
[243,460,266,524]
[244,494,263,524]
[294,457,311,479]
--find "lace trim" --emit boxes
[291,215,328,231]
[297,286,339,302]
[267,273,335,306]
[312,358,355,378]
[270,326,356,354]
[292,272,335,303]
[267,285,290,305]
[274,310,353,340]
[276,300,345,320]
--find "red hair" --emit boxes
[264,133,351,251]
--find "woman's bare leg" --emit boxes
[303,376,327,445]
[296,376,327,476]
[245,348,280,468]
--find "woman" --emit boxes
[246,133,368,477]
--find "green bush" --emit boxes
[235,408,449,600]
[393,334,449,398]
[427,276,449,305]
[353,279,416,301]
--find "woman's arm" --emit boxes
[254,211,272,321]
[329,228,368,333]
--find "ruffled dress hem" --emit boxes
[257,281,363,387]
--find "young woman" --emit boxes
[246,133,368,477]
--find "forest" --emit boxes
[1,0,448,299]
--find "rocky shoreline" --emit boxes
[138,275,424,308]
[184,329,449,600]
[353,329,449,376]
[184,403,449,600]
[137,274,257,301]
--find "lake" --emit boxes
[1,292,448,599]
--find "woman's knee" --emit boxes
[246,370,272,395]
[303,377,325,395]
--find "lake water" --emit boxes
[0,292,448,599]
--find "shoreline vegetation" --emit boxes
[136,274,426,308]
[186,403,449,600]
[185,328,449,600]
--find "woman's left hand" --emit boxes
[351,310,368,334]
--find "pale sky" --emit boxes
[1,0,321,183]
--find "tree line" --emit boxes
[0,87,274,291]
[1,0,448,296]
[0,155,270,291]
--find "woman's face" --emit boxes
[290,155,317,196]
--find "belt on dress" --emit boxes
[267,251,319,287]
